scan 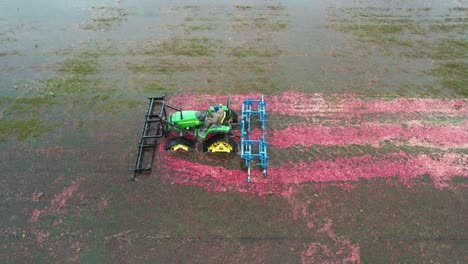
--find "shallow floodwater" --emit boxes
[1,0,465,97]
[0,0,466,263]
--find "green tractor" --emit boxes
[133,95,239,178]
[164,96,239,153]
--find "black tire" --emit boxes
[165,137,196,151]
[203,134,238,153]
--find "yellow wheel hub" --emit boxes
[171,144,189,151]
[207,141,233,153]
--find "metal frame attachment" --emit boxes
[132,95,167,180]
[240,94,269,182]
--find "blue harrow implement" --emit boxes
[240,94,269,182]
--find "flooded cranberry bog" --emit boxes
[1,0,467,263]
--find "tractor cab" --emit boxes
[196,105,231,138]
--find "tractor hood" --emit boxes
[169,110,204,129]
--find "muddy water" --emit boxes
[1,0,467,262]
[2,0,464,97]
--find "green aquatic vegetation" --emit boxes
[127,58,191,74]
[59,58,98,75]
[186,24,213,31]
[2,65,14,71]
[91,17,123,23]
[51,45,117,57]
[0,32,17,42]
[126,63,148,73]
[421,116,467,126]
[397,82,439,97]
[271,21,287,31]
[432,39,468,59]
[252,65,267,73]
[444,17,468,23]
[49,48,74,56]
[266,5,286,11]
[87,97,140,112]
[160,38,220,57]
[368,18,414,24]
[0,118,54,142]
[5,97,58,116]
[143,82,167,93]
[0,50,20,56]
[174,6,200,11]
[158,59,192,73]
[398,41,432,58]
[182,23,214,31]
[441,79,468,97]
[253,17,287,31]
[42,76,100,95]
[356,12,412,18]
[449,7,468,12]
[399,38,468,60]
[330,5,467,65]
[398,78,466,97]
[337,23,404,38]
[253,16,268,23]
[335,16,465,60]
[196,24,216,31]
[386,37,414,47]
[402,22,426,35]
[229,46,280,58]
[214,76,279,94]
[79,51,101,59]
[233,13,288,32]
[184,16,216,22]
[452,176,468,183]
[64,95,140,115]
[234,5,252,11]
[404,7,432,12]
[343,7,430,17]
[333,8,464,36]
[430,23,468,33]
[429,61,468,77]
[55,50,101,75]
[80,6,130,31]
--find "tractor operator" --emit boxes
[201,105,223,134]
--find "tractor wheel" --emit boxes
[203,134,238,153]
[165,137,195,152]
